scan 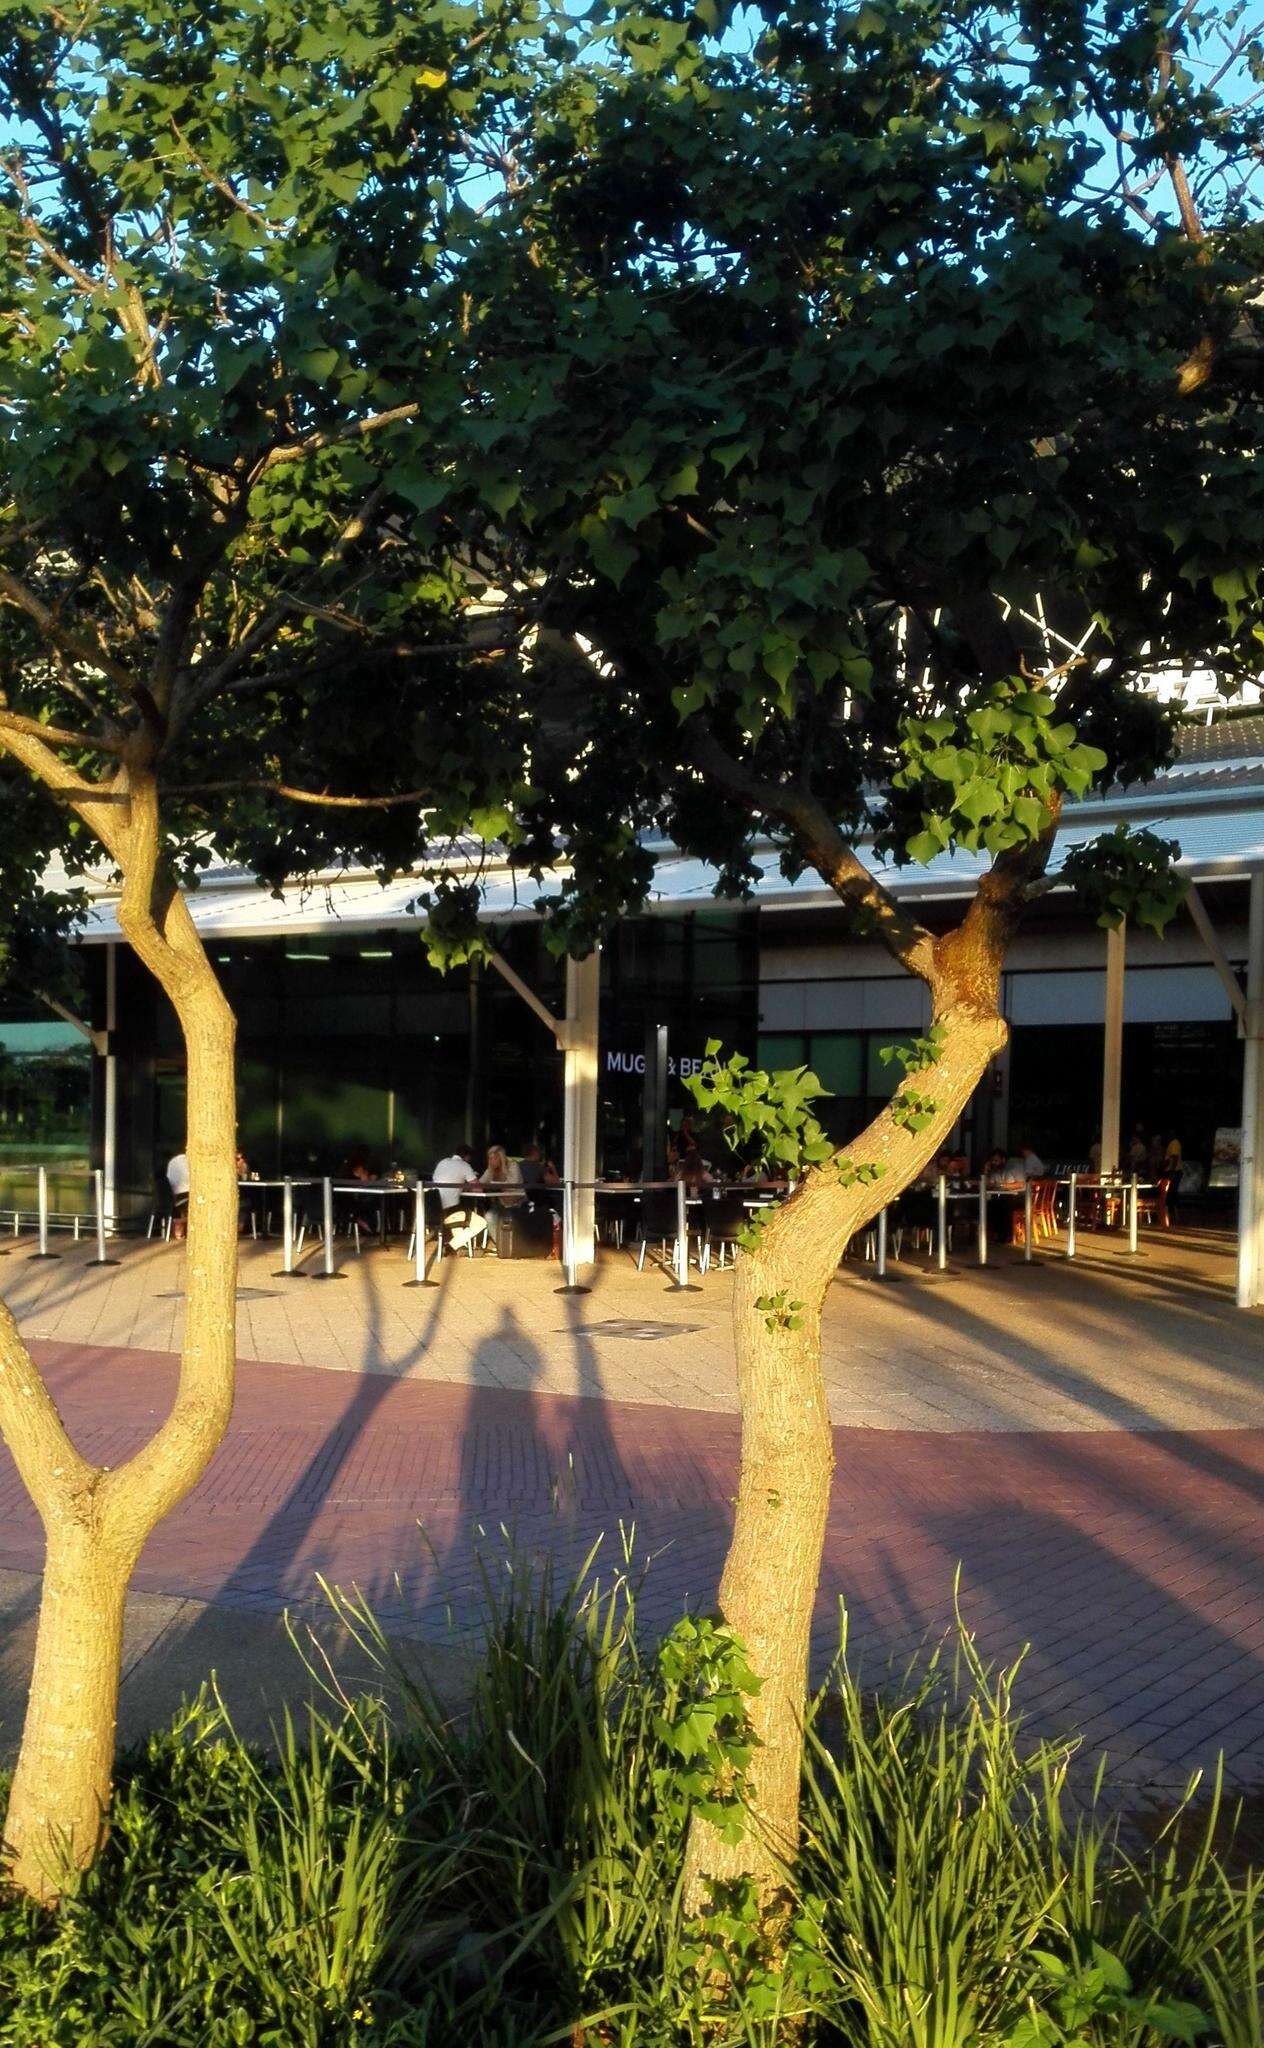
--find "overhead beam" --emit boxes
[1185,884,1248,1030]
[36,988,106,1056]
[485,947,569,1047]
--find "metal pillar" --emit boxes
[30,1166,59,1259]
[103,942,118,1230]
[273,1176,305,1279]
[562,949,600,1267]
[1100,919,1126,1177]
[1238,870,1264,1310]
[88,1167,119,1265]
[311,1176,345,1279]
[666,1174,702,1293]
[554,1179,592,1296]
[642,1022,669,1182]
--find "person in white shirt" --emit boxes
[1004,1142,1045,1181]
[166,1150,190,1239]
[430,1146,477,1211]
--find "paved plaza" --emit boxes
[0,1223,1262,1797]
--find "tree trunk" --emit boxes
[682,997,1007,1915]
[2,1522,130,1896]
[1,773,240,1901]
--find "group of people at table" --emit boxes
[161,1116,1181,1255]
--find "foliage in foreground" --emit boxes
[0,1556,1259,2047]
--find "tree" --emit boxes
[412,0,1264,1910]
[0,0,539,1899]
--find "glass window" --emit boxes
[866,1034,918,1099]
[807,1034,864,1099]
[758,1033,807,1073]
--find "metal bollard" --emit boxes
[1023,1179,1033,1264]
[404,1183,439,1287]
[87,1167,119,1265]
[554,1179,591,1296]
[1128,1173,1139,1254]
[272,1176,305,1279]
[311,1176,345,1279]
[665,1176,702,1293]
[1066,1172,1077,1259]
[30,1164,59,1259]
[937,1174,948,1271]
[977,1178,988,1267]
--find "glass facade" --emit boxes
[0,1006,93,1217]
[126,911,759,1189]
[756,1027,920,1144]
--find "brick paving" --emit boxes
[1,1334,1262,1795]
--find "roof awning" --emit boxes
[74,792,1264,943]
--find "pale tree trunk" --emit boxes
[682,993,1008,1915]
[0,768,239,1901]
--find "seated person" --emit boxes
[430,1144,477,1210]
[518,1141,559,1188]
[482,1143,524,1207]
[982,1147,1013,1186]
[166,1149,189,1239]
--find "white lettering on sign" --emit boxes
[604,1051,704,1079]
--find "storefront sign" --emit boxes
[604,1050,706,1080]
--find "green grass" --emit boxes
[0,1552,1259,2046]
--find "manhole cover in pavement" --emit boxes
[566,1318,704,1342]
[157,1288,279,1302]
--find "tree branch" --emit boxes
[164,778,431,810]
[685,722,938,985]
[0,708,124,756]
[0,567,135,693]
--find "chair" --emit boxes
[635,1188,686,1273]
[147,1172,175,1242]
[1136,1176,1173,1230]
[700,1190,750,1272]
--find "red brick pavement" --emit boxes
[3,1341,1263,1793]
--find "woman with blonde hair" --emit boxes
[483,1143,525,1208]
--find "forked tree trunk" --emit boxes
[682,994,1008,1915]
[1,772,239,1902]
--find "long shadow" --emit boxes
[134,1238,461,1656]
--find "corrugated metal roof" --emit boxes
[1173,712,1264,765]
[76,782,1264,941]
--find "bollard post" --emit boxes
[272,1176,306,1279]
[869,1205,899,1282]
[1066,1173,1077,1259]
[30,1164,59,1259]
[1023,1179,1033,1264]
[937,1173,948,1271]
[977,1178,988,1267]
[1127,1173,1140,1254]
[310,1176,345,1279]
[87,1167,119,1265]
[404,1183,439,1287]
[554,1179,592,1295]
[665,1175,702,1293]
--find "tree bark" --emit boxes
[681,993,1008,1916]
[1,768,240,1902]
[1,1518,130,1892]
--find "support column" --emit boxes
[103,943,118,1230]
[1100,918,1126,1177]
[1238,870,1264,1311]
[563,948,601,1265]
[642,1022,669,1182]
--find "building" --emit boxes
[1,707,1261,1299]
